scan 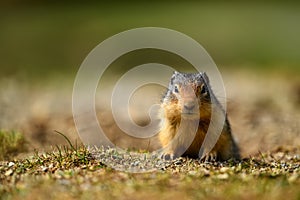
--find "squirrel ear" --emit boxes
[201,72,210,84]
[172,71,181,77]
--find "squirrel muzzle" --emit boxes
[180,85,199,116]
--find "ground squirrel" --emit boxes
[158,71,240,161]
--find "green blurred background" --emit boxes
[1,1,300,81]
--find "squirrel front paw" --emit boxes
[200,151,218,162]
[161,150,177,160]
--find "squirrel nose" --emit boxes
[184,103,195,111]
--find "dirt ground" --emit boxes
[0,69,299,158]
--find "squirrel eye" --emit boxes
[199,84,207,95]
[174,85,179,93]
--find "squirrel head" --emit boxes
[162,71,212,120]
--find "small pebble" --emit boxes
[188,171,197,176]
[8,162,15,167]
[216,173,229,180]
[41,166,48,172]
[5,169,13,176]
[220,167,229,173]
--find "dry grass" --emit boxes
[0,146,299,200]
[0,130,27,161]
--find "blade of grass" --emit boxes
[54,130,76,151]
